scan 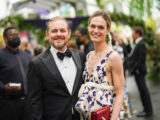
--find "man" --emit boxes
[76,27,94,56]
[27,16,85,120]
[128,26,153,117]
[0,27,31,120]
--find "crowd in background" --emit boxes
[0,12,153,120]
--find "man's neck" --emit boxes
[135,37,142,44]
[7,45,18,51]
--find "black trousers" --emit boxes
[0,97,31,120]
[134,73,153,113]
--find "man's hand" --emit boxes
[5,83,21,92]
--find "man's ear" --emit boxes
[3,36,8,44]
[68,29,71,39]
[46,31,49,39]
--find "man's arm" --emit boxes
[27,60,43,120]
[128,43,146,74]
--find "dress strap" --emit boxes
[86,51,93,59]
[106,51,114,58]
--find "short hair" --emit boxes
[3,27,16,38]
[67,41,77,50]
[132,26,143,36]
[46,16,69,31]
[77,27,88,36]
[34,45,44,56]
[88,11,111,30]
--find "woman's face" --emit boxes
[88,16,109,43]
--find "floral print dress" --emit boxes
[75,51,116,119]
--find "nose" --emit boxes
[56,30,62,36]
[94,27,99,33]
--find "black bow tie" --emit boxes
[57,49,72,60]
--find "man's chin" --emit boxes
[53,44,65,50]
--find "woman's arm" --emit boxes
[108,52,124,120]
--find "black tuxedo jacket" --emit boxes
[128,40,147,75]
[27,48,85,120]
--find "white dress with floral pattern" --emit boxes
[75,51,116,119]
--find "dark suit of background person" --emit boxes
[27,16,85,120]
[0,27,31,120]
[128,26,153,117]
[75,27,94,56]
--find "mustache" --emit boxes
[54,36,65,40]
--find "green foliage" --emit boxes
[147,35,160,82]
[129,0,145,20]
[146,0,153,16]
[0,12,159,82]
[128,0,154,20]
[157,0,160,10]
[96,0,103,9]
[0,15,45,44]
[76,10,83,17]
[148,64,160,83]
[96,0,106,9]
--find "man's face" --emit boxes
[46,20,71,51]
[5,29,20,48]
[6,29,19,42]
[132,30,138,42]
[75,30,84,43]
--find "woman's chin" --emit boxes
[91,38,101,42]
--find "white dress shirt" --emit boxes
[130,37,143,56]
[50,46,77,94]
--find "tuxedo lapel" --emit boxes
[71,50,82,95]
[131,40,141,58]
[41,49,69,93]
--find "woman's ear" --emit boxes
[107,27,111,33]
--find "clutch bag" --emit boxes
[91,106,110,120]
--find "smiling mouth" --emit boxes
[55,39,64,43]
[91,34,100,38]
[54,36,65,40]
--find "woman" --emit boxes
[75,11,124,120]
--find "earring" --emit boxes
[106,34,110,43]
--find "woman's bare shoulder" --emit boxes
[109,51,121,60]
[108,51,122,66]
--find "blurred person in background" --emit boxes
[0,40,5,49]
[19,38,32,55]
[75,11,124,120]
[111,32,132,119]
[112,32,124,59]
[128,26,153,117]
[75,27,94,56]
[33,45,45,57]
[112,32,131,77]
[0,27,32,120]
[67,40,78,50]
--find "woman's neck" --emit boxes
[93,41,109,54]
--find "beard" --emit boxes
[51,36,69,50]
